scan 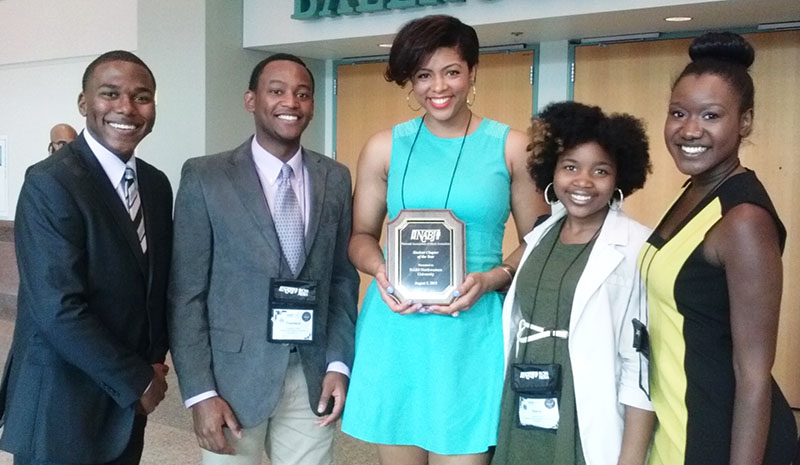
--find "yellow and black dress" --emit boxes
[640,170,796,465]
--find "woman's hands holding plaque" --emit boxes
[375,263,424,315]
[427,271,487,317]
[377,265,513,317]
[429,265,512,317]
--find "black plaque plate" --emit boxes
[386,209,465,305]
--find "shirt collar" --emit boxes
[250,137,303,185]
[83,128,137,186]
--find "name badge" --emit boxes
[268,279,317,344]
[511,363,562,431]
[518,396,560,430]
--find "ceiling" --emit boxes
[250,0,799,60]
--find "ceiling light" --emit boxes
[581,32,660,44]
[378,43,392,48]
[758,21,800,30]
[665,16,692,22]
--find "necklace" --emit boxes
[659,160,742,241]
[400,110,473,209]
[689,160,741,201]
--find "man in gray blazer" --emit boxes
[168,54,358,465]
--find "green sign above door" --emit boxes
[293,0,466,20]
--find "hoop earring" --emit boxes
[608,188,624,210]
[543,182,558,206]
[466,84,477,107]
[406,89,421,112]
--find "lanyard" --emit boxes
[516,219,600,360]
[400,111,472,210]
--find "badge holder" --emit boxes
[268,279,318,344]
[632,318,651,399]
[511,363,562,430]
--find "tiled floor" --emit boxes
[0,317,379,465]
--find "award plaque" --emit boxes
[385,209,465,305]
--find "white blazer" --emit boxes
[501,202,654,465]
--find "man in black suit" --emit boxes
[0,50,173,465]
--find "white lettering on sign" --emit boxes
[520,371,550,381]
[278,286,310,297]
[410,229,441,243]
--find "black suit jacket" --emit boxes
[0,135,173,463]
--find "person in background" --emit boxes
[642,31,797,465]
[48,123,78,154]
[0,50,173,465]
[492,101,654,465]
[341,14,546,465]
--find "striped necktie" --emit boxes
[123,167,147,254]
[274,164,304,275]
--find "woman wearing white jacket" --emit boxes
[492,102,654,465]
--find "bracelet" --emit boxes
[497,263,516,291]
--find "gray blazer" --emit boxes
[167,138,358,427]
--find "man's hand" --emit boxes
[138,363,169,414]
[191,396,243,455]
[315,372,348,427]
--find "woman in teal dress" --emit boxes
[340,15,546,465]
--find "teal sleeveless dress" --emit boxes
[341,117,511,454]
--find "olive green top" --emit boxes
[492,219,595,465]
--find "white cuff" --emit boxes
[326,361,350,378]
[184,390,219,408]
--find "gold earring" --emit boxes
[406,89,421,112]
[466,84,477,107]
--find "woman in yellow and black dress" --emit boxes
[641,32,797,465]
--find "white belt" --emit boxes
[516,319,569,358]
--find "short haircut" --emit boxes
[528,101,651,197]
[674,31,755,113]
[385,15,479,87]
[82,50,156,92]
[248,53,315,93]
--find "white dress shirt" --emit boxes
[251,137,310,234]
[83,129,140,211]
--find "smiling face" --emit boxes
[245,60,314,160]
[664,73,752,179]
[409,46,475,124]
[553,141,617,226]
[78,60,156,161]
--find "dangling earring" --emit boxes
[406,89,421,112]
[608,188,624,210]
[543,182,558,206]
[466,84,477,107]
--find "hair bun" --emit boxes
[689,32,754,68]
